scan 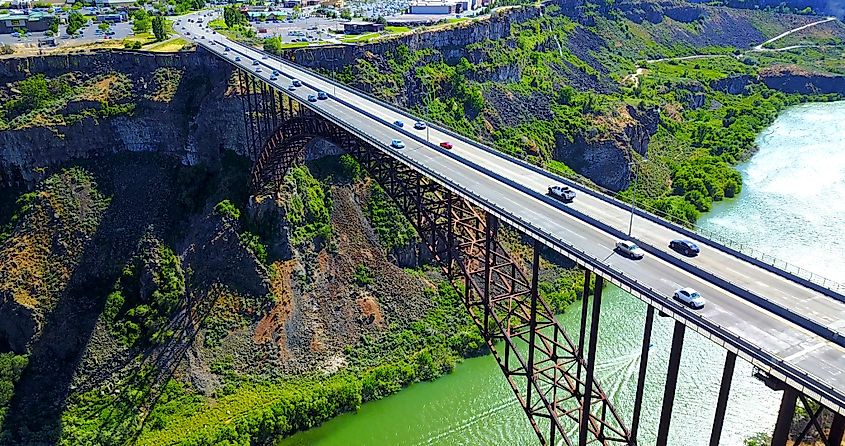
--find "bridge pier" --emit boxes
[656,321,686,446]
[576,270,591,397]
[630,305,655,444]
[772,387,798,446]
[709,351,737,446]
[828,413,845,446]
[580,274,604,446]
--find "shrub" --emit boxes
[214,199,241,221]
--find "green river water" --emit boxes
[279,101,845,446]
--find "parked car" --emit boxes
[393,120,404,128]
[414,121,426,130]
[439,141,453,150]
[391,139,405,149]
[308,94,317,102]
[292,79,302,87]
[674,287,705,309]
[317,91,328,100]
[669,239,700,257]
[615,240,644,259]
[547,185,576,202]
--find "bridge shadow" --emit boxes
[0,155,198,444]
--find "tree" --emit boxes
[152,15,166,41]
[375,16,387,25]
[340,9,351,20]
[48,18,58,35]
[98,22,111,34]
[132,9,151,33]
[223,4,246,28]
[66,11,85,35]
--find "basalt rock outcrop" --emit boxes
[0,48,247,188]
[759,65,845,95]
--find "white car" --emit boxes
[391,139,405,149]
[674,287,705,309]
[615,240,644,259]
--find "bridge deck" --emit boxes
[180,14,845,413]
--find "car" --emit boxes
[252,59,259,66]
[200,35,205,39]
[308,94,317,102]
[674,287,705,309]
[547,185,576,202]
[615,240,645,259]
[270,74,278,81]
[262,55,268,59]
[224,46,230,51]
[393,120,404,128]
[439,141,453,150]
[255,67,262,72]
[185,31,191,35]
[317,91,328,100]
[210,40,215,45]
[669,239,700,257]
[391,139,405,149]
[272,69,279,75]
[235,56,241,61]
[414,121,426,130]
[288,84,296,91]
[292,79,302,87]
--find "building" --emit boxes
[408,1,458,14]
[93,0,135,6]
[0,11,55,34]
[320,0,343,7]
[342,21,383,34]
[94,12,128,22]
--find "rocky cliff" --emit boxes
[0,49,247,188]
[759,64,845,94]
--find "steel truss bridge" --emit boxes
[181,14,845,445]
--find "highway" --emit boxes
[179,12,845,411]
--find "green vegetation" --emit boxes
[104,243,185,347]
[240,231,268,264]
[66,11,85,35]
[354,263,374,286]
[132,9,151,34]
[366,183,417,252]
[152,16,167,42]
[283,166,332,246]
[0,354,28,427]
[214,199,241,220]
[223,4,248,28]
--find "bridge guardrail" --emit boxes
[255,47,845,301]
[206,39,845,413]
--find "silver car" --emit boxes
[674,288,705,309]
[615,240,644,259]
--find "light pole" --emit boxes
[627,157,647,237]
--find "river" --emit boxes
[279,100,845,446]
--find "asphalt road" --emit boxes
[180,12,845,411]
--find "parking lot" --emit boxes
[0,21,132,49]
[254,16,343,43]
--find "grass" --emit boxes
[340,31,380,43]
[385,26,411,33]
[145,38,188,52]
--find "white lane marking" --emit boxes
[784,343,827,361]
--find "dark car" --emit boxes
[670,239,700,256]
[317,91,328,100]
[548,185,576,202]
[307,95,317,102]
[414,121,426,130]
[393,120,404,128]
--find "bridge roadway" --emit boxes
[180,13,845,412]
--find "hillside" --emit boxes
[275,0,845,225]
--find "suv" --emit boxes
[615,240,644,259]
[547,185,576,202]
[292,79,302,87]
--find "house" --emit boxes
[0,11,55,34]
[93,0,135,6]
[94,12,128,22]
[342,21,383,34]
